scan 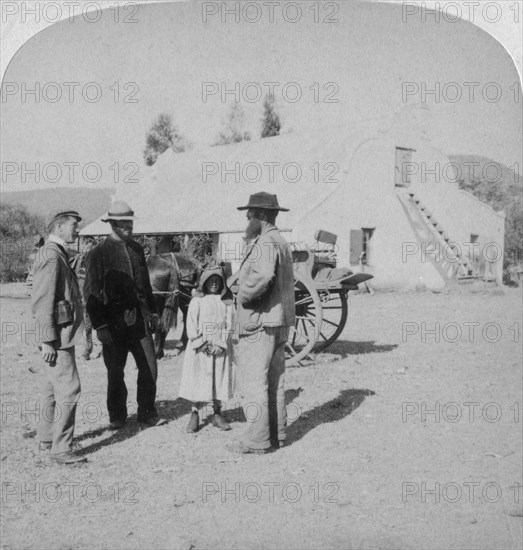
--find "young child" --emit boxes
[178,266,235,433]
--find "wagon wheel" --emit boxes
[227,271,322,367]
[286,273,323,366]
[313,290,348,353]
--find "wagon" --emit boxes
[229,229,374,366]
[74,231,371,363]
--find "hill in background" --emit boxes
[0,187,115,227]
[449,154,521,209]
[1,155,521,275]
[449,155,522,268]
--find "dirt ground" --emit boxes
[1,284,522,550]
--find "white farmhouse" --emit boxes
[81,108,504,290]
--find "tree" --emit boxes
[260,94,281,138]
[213,103,251,146]
[504,196,523,266]
[0,204,45,282]
[457,165,523,270]
[143,113,188,166]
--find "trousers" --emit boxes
[37,347,81,454]
[237,326,289,450]
[102,335,158,422]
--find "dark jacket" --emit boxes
[83,236,156,339]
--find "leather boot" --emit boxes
[50,451,87,464]
[186,411,199,433]
[212,413,231,431]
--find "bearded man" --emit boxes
[227,192,295,454]
[83,201,164,428]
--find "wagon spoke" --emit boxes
[303,307,319,317]
[286,274,323,366]
[305,318,319,326]
[291,327,298,346]
[295,296,314,307]
[285,344,297,356]
[301,319,309,339]
[312,292,348,354]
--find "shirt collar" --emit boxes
[108,234,127,245]
[244,224,277,247]
[260,223,277,236]
[48,234,67,248]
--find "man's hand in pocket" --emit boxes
[146,313,160,332]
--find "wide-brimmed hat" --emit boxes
[46,210,82,228]
[101,200,136,222]
[237,192,289,212]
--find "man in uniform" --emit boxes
[31,210,86,464]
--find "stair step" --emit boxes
[407,195,466,267]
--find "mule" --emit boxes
[146,253,202,358]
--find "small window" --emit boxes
[395,147,416,187]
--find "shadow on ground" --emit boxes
[75,387,374,454]
[285,388,375,445]
[317,339,398,359]
[75,398,193,456]
[220,387,375,448]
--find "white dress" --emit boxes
[178,294,235,402]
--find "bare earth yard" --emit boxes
[1,285,522,550]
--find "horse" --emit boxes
[68,248,203,359]
[146,253,202,358]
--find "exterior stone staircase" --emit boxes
[396,188,479,283]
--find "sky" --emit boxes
[1,0,521,192]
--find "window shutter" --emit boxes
[350,229,363,265]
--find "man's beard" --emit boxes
[245,218,263,241]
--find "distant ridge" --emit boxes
[449,154,522,267]
[0,187,115,226]
[449,155,521,197]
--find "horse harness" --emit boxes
[151,253,199,299]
